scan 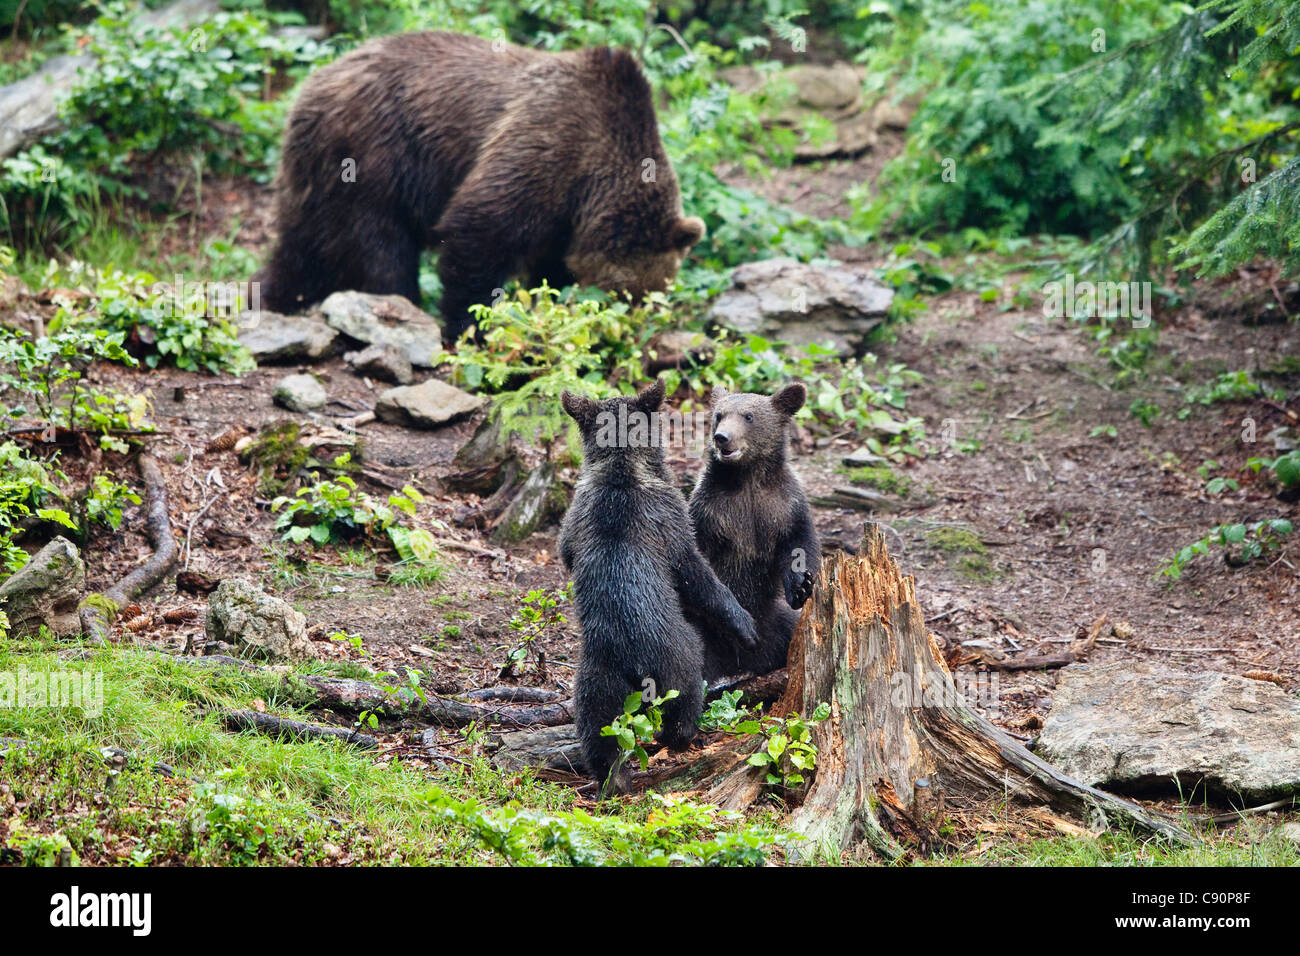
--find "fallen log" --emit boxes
[660,524,1192,861]
[0,0,221,159]
[219,709,378,749]
[297,675,575,729]
[465,686,563,704]
[80,454,179,642]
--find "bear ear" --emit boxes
[710,384,729,406]
[635,377,666,413]
[771,382,807,417]
[671,216,706,252]
[561,390,598,429]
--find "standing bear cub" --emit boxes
[689,383,820,679]
[559,380,758,792]
[256,31,706,340]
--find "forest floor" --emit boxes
[75,163,1300,731]
[4,144,1299,866]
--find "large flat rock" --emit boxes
[709,257,893,354]
[1038,660,1300,801]
[238,311,337,362]
[375,378,485,429]
[318,291,442,368]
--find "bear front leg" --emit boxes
[672,545,758,651]
[780,507,820,610]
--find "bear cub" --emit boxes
[256,31,705,340]
[689,383,820,679]
[559,380,758,791]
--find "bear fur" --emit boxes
[558,379,757,791]
[689,382,820,679]
[255,31,705,340]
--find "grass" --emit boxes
[955,825,1300,866]
[0,635,784,865]
[2,634,1296,865]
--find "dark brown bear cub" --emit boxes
[559,380,757,792]
[689,383,820,679]
[256,31,705,340]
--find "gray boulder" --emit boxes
[238,311,337,362]
[273,373,327,413]
[344,342,414,384]
[1038,660,1300,801]
[375,378,485,429]
[0,536,85,638]
[205,580,310,661]
[318,291,442,368]
[710,258,893,354]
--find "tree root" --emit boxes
[79,453,178,642]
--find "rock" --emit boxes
[317,291,443,368]
[710,258,893,354]
[785,63,862,112]
[491,461,564,544]
[238,311,337,362]
[205,580,310,662]
[1276,821,1300,846]
[492,723,583,773]
[719,61,875,159]
[375,378,485,429]
[645,329,715,373]
[1038,661,1300,801]
[0,536,85,638]
[344,342,413,384]
[842,447,889,467]
[273,373,327,413]
[0,274,29,313]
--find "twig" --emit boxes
[184,487,225,570]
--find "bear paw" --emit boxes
[784,568,814,609]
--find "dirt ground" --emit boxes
[14,143,1300,753]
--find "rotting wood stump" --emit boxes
[659,523,1192,861]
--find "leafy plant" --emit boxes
[422,786,785,866]
[700,692,830,792]
[1161,518,1295,580]
[0,442,69,571]
[271,454,426,547]
[50,265,254,375]
[500,585,571,679]
[441,285,659,460]
[84,473,140,531]
[601,688,681,795]
[744,704,830,791]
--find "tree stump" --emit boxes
[667,524,1191,861]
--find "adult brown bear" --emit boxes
[255,31,706,340]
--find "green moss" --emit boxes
[78,592,120,622]
[956,554,1000,582]
[245,421,309,496]
[925,526,986,554]
[839,465,912,497]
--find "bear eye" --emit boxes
[744,412,754,423]
[714,412,722,425]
